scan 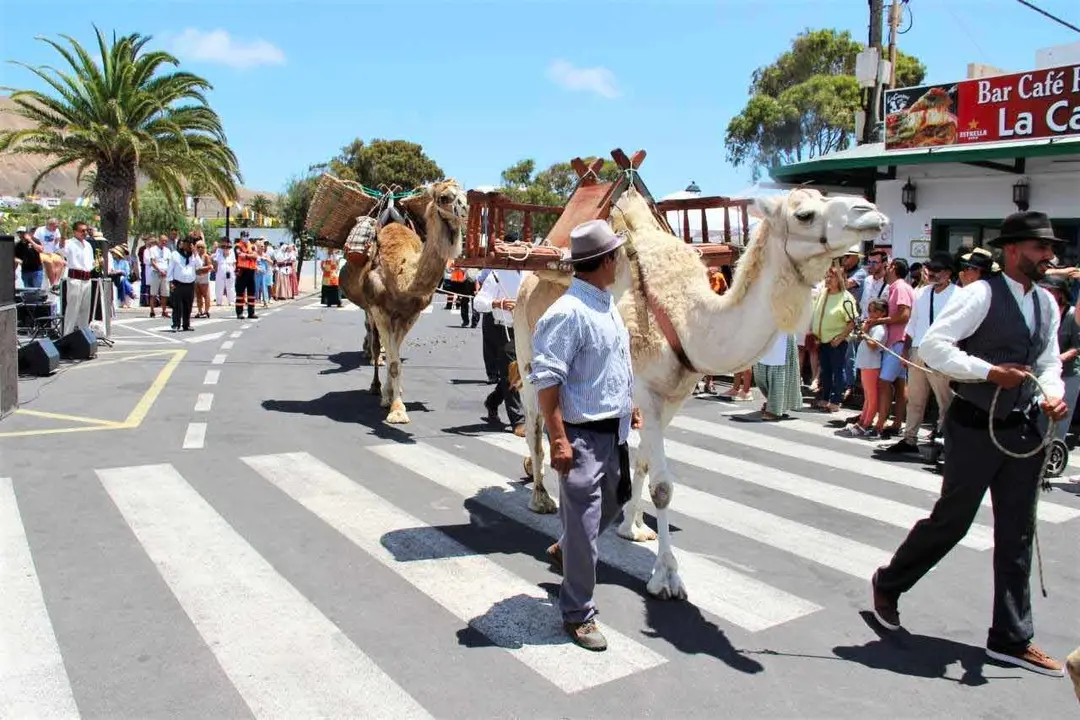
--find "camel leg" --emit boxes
[618,392,659,543]
[521,376,557,514]
[368,317,385,402]
[384,327,410,424]
[642,396,687,601]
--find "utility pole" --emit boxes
[886,0,903,88]
[864,0,885,143]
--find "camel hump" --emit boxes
[375,223,423,270]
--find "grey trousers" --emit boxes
[876,401,1043,652]
[558,425,623,624]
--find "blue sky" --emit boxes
[2,0,1078,199]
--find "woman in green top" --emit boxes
[811,265,857,412]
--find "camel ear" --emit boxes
[750,195,784,220]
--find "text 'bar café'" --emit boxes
[771,57,1080,266]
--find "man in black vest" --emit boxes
[871,211,1068,677]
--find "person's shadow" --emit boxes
[831,612,991,686]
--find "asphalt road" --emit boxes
[3,293,1079,718]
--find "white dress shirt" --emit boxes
[167,251,202,283]
[919,274,1064,399]
[859,274,887,318]
[472,269,523,326]
[904,282,957,347]
[147,245,169,277]
[213,248,236,275]
[63,238,94,272]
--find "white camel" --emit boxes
[512,187,889,600]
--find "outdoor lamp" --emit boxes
[901,178,917,213]
[1012,177,1030,212]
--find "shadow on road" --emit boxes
[831,611,991,686]
[377,486,761,673]
[261,390,427,443]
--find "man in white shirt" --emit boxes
[213,237,236,307]
[166,235,202,331]
[871,211,1068,678]
[61,221,95,334]
[859,248,889,320]
[146,235,171,318]
[881,252,958,454]
[473,268,524,435]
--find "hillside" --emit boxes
[0,97,277,213]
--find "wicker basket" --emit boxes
[305,174,379,245]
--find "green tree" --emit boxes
[248,194,272,222]
[130,184,189,238]
[0,26,241,244]
[724,28,927,178]
[328,138,444,191]
[497,156,621,237]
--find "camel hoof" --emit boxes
[377,354,386,367]
[528,490,558,514]
[647,553,687,601]
[385,409,410,424]
[617,521,657,543]
[523,456,533,479]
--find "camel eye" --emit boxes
[439,195,452,204]
[794,209,815,223]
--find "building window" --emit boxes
[933,218,1080,263]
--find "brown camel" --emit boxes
[338,179,468,423]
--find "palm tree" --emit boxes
[0,26,240,244]
[249,194,271,223]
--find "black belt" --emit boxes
[950,396,1029,430]
[68,269,91,281]
[564,417,621,434]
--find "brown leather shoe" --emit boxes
[871,570,901,631]
[986,644,1065,677]
[564,619,607,651]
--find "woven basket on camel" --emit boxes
[305,174,380,247]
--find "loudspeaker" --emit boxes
[55,327,98,360]
[18,338,60,376]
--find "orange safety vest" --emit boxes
[235,240,257,270]
[321,259,339,287]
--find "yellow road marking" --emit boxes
[0,349,187,438]
[122,350,186,426]
[14,409,124,427]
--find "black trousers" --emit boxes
[170,281,195,330]
[485,325,524,425]
[234,268,256,317]
[481,312,500,380]
[875,400,1044,652]
[321,284,342,306]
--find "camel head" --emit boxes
[752,189,888,283]
[425,178,468,230]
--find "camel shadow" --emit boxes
[261,390,427,443]
[378,490,755,672]
[319,350,364,375]
[831,612,992,686]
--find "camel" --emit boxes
[512,186,888,600]
[338,179,468,424]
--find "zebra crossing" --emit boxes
[5,411,1079,716]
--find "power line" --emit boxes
[1014,0,1080,34]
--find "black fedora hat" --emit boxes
[986,211,1066,248]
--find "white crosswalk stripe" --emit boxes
[0,479,79,719]
[98,464,431,719]
[683,414,1080,523]
[377,438,823,632]
[10,405,1080,713]
[244,451,667,692]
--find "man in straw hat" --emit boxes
[527,219,634,652]
[871,211,1069,677]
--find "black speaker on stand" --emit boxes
[18,338,60,375]
[55,327,98,360]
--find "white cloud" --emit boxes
[167,28,285,70]
[546,59,620,99]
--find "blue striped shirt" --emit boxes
[528,277,634,442]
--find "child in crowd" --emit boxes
[843,298,888,438]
